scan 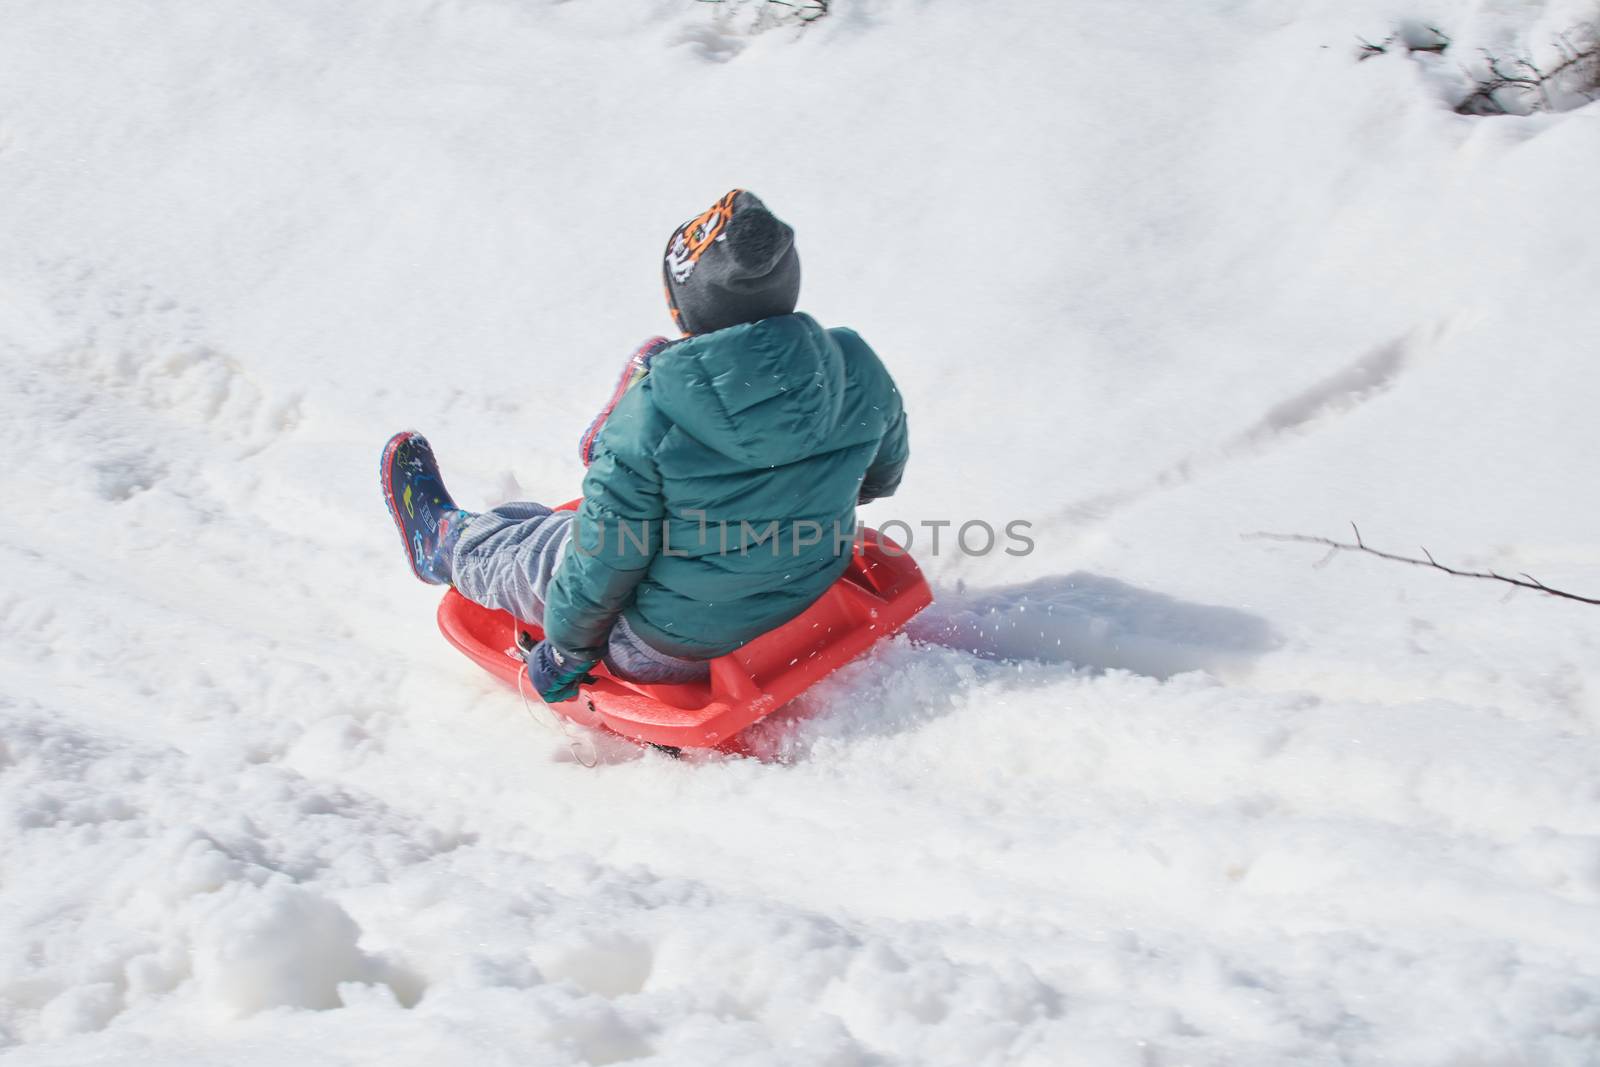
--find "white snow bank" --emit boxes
[2,0,1599,1064]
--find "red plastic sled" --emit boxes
[444,524,934,751]
[437,525,932,751]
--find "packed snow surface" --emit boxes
[3,1,1600,1064]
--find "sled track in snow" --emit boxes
[1048,328,1434,531]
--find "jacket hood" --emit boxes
[649,313,845,468]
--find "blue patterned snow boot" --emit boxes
[380,431,472,585]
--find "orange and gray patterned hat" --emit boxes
[663,189,801,336]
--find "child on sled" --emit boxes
[381,190,908,703]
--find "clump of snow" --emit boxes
[2,0,1599,1064]
[191,883,383,1018]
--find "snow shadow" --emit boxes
[907,572,1279,680]
[739,574,1279,760]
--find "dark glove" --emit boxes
[523,638,599,704]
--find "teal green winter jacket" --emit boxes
[543,313,909,661]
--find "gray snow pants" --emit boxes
[451,503,709,685]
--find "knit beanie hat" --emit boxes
[662,189,801,336]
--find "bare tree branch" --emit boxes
[1456,31,1600,114]
[1243,527,1600,606]
[1356,25,1450,61]
[1416,26,1451,54]
[1356,35,1393,61]
[697,0,829,23]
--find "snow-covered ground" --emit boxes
[3,1,1600,1063]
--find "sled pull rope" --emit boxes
[515,631,598,769]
